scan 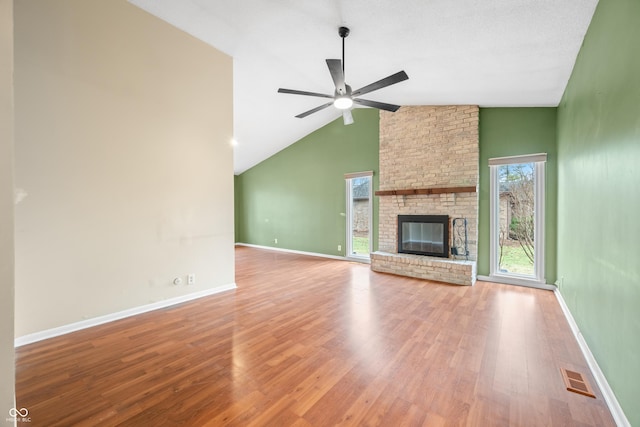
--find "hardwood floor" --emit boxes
[16,246,615,426]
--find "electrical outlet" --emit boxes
[187,274,195,285]
[338,244,342,251]
[274,238,278,244]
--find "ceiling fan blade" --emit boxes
[343,110,354,125]
[351,70,409,97]
[278,88,334,99]
[295,102,334,118]
[326,59,346,94]
[353,98,401,112]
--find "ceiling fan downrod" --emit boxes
[339,26,350,77]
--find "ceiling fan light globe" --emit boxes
[334,97,353,110]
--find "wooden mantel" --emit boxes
[374,186,476,196]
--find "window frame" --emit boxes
[345,171,373,261]
[489,154,546,286]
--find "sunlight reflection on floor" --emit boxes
[348,266,385,376]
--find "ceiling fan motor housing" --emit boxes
[335,84,352,97]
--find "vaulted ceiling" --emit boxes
[129,0,598,173]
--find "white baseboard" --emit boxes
[235,242,370,264]
[477,274,556,291]
[554,289,630,427]
[14,283,237,347]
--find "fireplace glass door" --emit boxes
[402,222,443,253]
[397,215,449,257]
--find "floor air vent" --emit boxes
[560,368,596,398]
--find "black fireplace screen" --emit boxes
[398,215,449,257]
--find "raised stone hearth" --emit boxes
[371,251,476,286]
[371,105,479,286]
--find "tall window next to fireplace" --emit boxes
[398,215,449,258]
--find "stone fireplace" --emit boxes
[371,105,479,286]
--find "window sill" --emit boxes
[477,274,556,291]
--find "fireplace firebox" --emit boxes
[398,215,449,258]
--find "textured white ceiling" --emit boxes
[129,0,598,173]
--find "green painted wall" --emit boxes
[478,108,558,283]
[235,109,379,256]
[557,0,640,424]
[234,174,241,243]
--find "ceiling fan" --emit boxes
[278,26,409,125]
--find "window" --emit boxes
[489,154,546,285]
[345,171,373,259]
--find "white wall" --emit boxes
[0,0,16,416]
[14,0,234,337]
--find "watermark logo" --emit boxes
[7,407,31,423]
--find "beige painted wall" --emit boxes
[14,0,234,337]
[0,0,16,417]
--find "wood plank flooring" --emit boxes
[15,246,615,426]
